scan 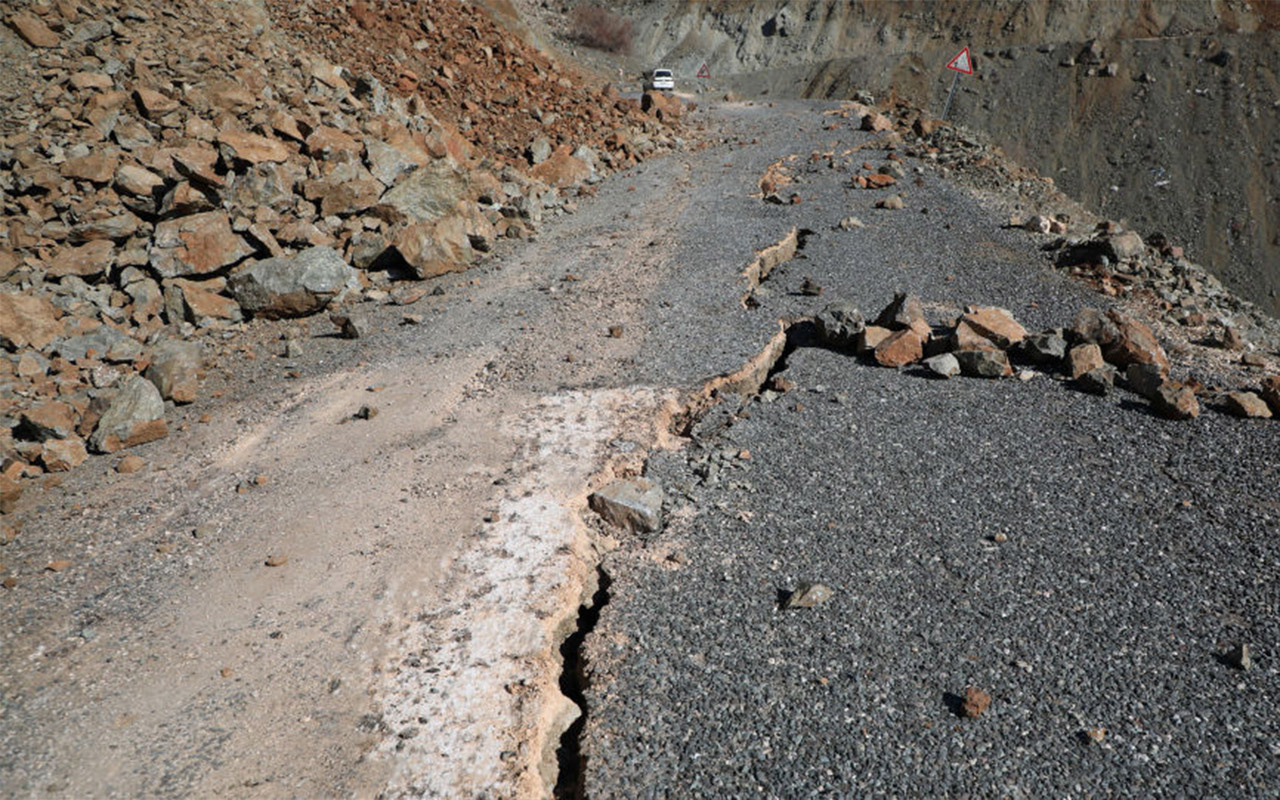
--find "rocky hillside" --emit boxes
[0,0,685,514]
[600,0,1280,317]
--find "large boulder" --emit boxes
[229,247,356,319]
[89,375,168,453]
[376,156,469,224]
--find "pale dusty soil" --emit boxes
[0,135,697,797]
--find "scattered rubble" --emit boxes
[809,292,1277,423]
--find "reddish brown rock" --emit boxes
[9,12,60,47]
[856,325,892,354]
[1224,391,1272,419]
[874,328,924,367]
[47,240,115,278]
[529,149,592,188]
[1152,382,1200,420]
[61,152,119,184]
[874,292,925,331]
[961,306,1027,349]
[149,211,253,278]
[863,173,897,189]
[641,91,682,121]
[20,401,77,440]
[861,113,893,132]
[951,320,1001,352]
[70,71,113,91]
[961,687,991,718]
[116,454,146,474]
[305,126,362,160]
[1103,310,1169,373]
[40,437,88,472]
[392,216,474,279]
[217,130,291,166]
[134,87,180,118]
[0,293,64,351]
[0,474,21,513]
[1067,344,1105,379]
[170,280,242,322]
[1261,375,1280,416]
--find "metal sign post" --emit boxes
[942,46,973,121]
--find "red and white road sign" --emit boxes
[946,46,973,75]
[696,62,711,79]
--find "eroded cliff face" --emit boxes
[614,0,1280,316]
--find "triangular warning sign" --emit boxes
[696,62,711,79]
[946,47,973,75]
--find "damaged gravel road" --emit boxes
[2,98,1277,798]
[579,104,1280,797]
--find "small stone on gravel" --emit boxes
[784,581,834,609]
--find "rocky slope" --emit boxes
[599,0,1280,318]
[0,0,685,513]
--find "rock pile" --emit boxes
[816,294,1280,422]
[0,0,684,508]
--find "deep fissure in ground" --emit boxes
[553,565,613,799]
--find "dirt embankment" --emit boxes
[603,0,1280,318]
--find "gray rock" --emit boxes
[52,325,144,362]
[1124,362,1164,400]
[955,349,1009,378]
[89,375,166,453]
[229,246,356,319]
[923,352,960,378]
[364,138,418,188]
[528,137,553,165]
[589,478,663,533]
[1076,365,1118,395]
[1020,331,1067,364]
[146,339,201,403]
[819,302,870,345]
[377,157,468,224]
[1226,643,1253,671]
[785,582,834,609]
[874,292,924,330]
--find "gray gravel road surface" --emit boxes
[579,101,1280,798]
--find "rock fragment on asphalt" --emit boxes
[589,478,663,534]
[1224,391,1272,419]
[955,349,1010,378]
[784,582,833,609]
[815,302,865,349]
[923,352,960,378]
[961,687,991,718]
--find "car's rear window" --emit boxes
[654,70,672,77]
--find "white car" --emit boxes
[649,69,674,91]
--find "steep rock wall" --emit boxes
[613,0,1280,315]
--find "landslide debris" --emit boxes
[0,0,687,508]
